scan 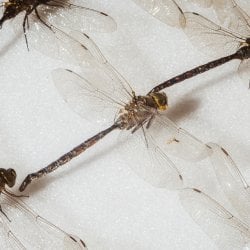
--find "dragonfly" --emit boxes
[208,142,250,227]
[180,188,250,250]
[0,0,116,57]
[18,31,210,192]
[132,1,250,93]
[149,10,250,92]
[0,168,87,249]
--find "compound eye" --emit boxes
[6,168,16,187]
[10,169,16,177]
[161,95,168,107]
[159,98,165,106]
[154,93,167,110]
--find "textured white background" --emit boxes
[0,0,250,249]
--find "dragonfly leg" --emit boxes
[0,204,11,222]
[22,12,30,50]
[4,189,29,198]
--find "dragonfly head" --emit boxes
[0,168,16,188]
[149,92,168,111]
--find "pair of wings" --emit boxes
[132,0,250,37]
[0,191,87,249]
[180,188,250,250]
[180,143,250,249]
[208,143,250,226]
[133,0,250,80]
[189,0,250,35]
[7,0,116,61]
[51,31,210,190]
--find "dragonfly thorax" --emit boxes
[0,168,16,190]
[237,45,250,60]
[0,0,49,26]
[116,92,168,130]
[1,0,31,26]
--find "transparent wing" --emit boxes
[52,31,134,124]
[41,1,117,33]
[148,114,212,161]
[238,58,250,83]
[118,111,209,188]
[10,1,116,60]
[68,30,135,100]
[183,11,246,58]
[132,0,185,27]
[188,0,213,8]
[52,68,123,124]
[0,192,87,249]
[11,14,92,64]
[0,218,26,249]
[213,0,250,37]
[64,235,87,250]
[212,0,237,27]
[207,143,250,226]
[235,0,250,23]
[118,125,183,189]
[179,188,250,250]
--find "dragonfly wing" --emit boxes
[11,13,91,64]
[207,143,250,225]
[43,2,116,33]
[64,234,88,250]
[119,129,183,190]
[189,0,213,8]
[212,0,237,27]
[238,58,250,83]
[0,219,25,250]
[0,193,87,249]
[179,188,250,250]
[51,32,133,124]
[213,0,250,37]
[68,30,135,103]
[119,127,183,189]
[183,12,245,58]
[148,114,211,161]
[52,68,120,124]
[132,0,185,27]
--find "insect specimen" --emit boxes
[18,31,209,192]
[0,0,116,54]
[180,188,250,250]
[208,142,250,226]
[0,168,87,249]
[132,1,250,93]
[149,9,250,92]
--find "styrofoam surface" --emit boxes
[0,0,250,249]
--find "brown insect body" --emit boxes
[237,44,250,60]
[0,0,50,26]
[19,91,169,191]
[116,92,168,131]
[0,0,73,50]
